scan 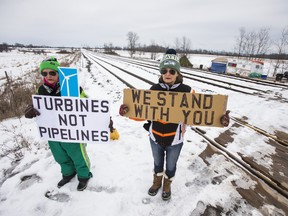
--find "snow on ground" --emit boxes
[0,50,287,216]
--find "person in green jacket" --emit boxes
[25,57,92,191]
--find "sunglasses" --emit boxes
[160,68,177,75]
[41,71,57,77]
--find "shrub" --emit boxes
[0,83,36,121]
[180,55,193,68]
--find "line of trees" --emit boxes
[2,26,288,63]
[125,26,288,61]
[234,26,288,58]
[123,27,288,76]
[273,27,288,76]
[125,32,194,58]
[235,27,271,58]
[233,26,288,75]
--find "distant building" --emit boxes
[210,57,228,73]
[226,59,264,78]
[210,58,265,78]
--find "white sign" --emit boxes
[32,95,110,144]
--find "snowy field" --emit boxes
[0,49,288,216]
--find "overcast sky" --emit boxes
[0,0,287,51]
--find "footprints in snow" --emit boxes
[88,185,117,193]
[185,175,228,188]
[191,201,223,215]
[45,190,70,202]
[211,175,227,185]
[18,174,118,202]
[19,174,42,190]
[45,185,118,202]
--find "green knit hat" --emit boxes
[40,57,60,73]
[159,53,180,72]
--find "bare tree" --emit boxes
[235,27,271,59]
[174,36,192,55]
[103,42,113,53]
[0,43,9,52]
[126,31,139,58]
[244,31,257,58]
[180,36,192,56]
[235,27,246,58]
[273,26,288,76]
[174,38,180,51]
[255,27,271,55]
[149,40,158,60]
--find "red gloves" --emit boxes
[24,104,40,119]
[119,104,129,116]
[220,110,230,127]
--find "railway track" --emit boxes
[82,52,154,89]
[231,117,288,147]
[83,51,288,203]
[191,126,288,199]
[119,54,288,89]
[85,51,288,98]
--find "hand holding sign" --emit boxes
[119,104,129,116]
[220,110,230,127]
[25,104,40,118]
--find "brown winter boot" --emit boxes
[148,172,164,196]
[162,176,173,201]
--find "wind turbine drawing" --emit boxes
[58,67,79,97]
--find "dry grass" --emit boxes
[0,52,80,161]
[0,53,80,121]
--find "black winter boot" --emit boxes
[77,178,90,191]
[57,173,76,188]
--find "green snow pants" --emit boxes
[48,141,92,179]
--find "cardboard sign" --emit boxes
[123,88,228,127]
[32,95,110,143]
[58,67,79,97]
